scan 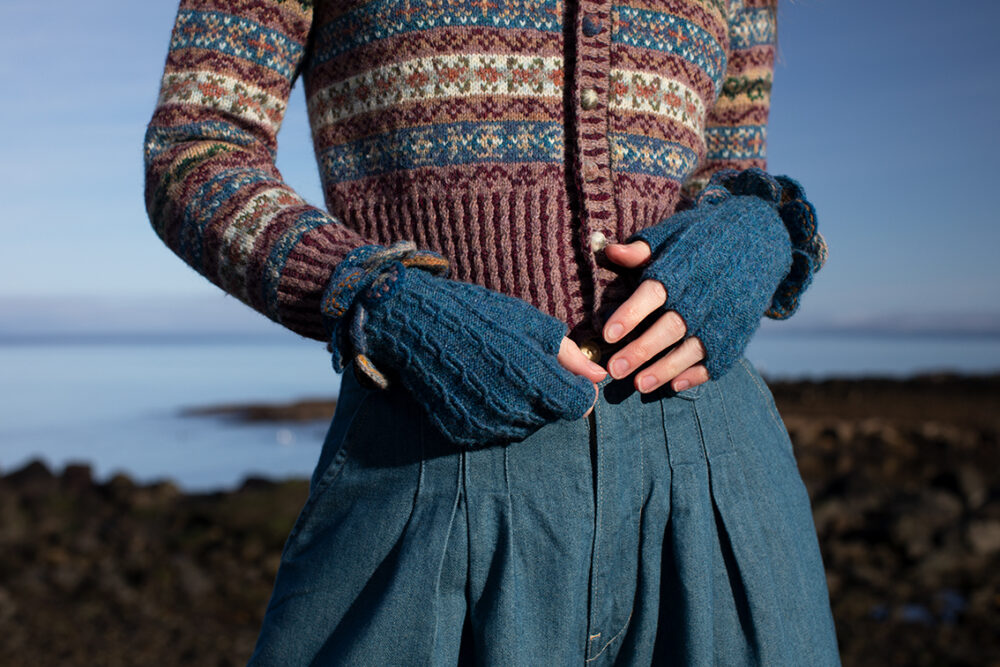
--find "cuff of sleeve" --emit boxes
[320,240,450,377]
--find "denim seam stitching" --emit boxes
[284,388,372,546]
[737,358,797,461]
[586,607,635,662]
[428,448,462,666]
[738,358,785,434]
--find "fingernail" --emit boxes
[674,379,690,392]
[610,358,629,378]
[605,322,624,342]
[588,360,606,376]
[638,375,657,392]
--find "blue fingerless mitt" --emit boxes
[698,168,828,319]
[625,168,826,379]
[320,241,595,448]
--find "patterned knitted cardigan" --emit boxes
[144,0,789,343]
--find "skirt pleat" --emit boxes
[248,358,841,666]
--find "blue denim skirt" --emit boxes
[248,357,841,665]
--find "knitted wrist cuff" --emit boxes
[320,240,450,383]
[699,167,827,320]
[767,176,828,319]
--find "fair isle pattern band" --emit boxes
[612,6,728,94]
[145,121,264,165]
[610,70,707,134]
[218,186,308,303]
[611,134,701,180]
[730,7,777,49]
[319,121,565,181]
[171,10,303,78]
[312,0,563,65]
[179,167,274,268]
[705,125,766,162]
[308,54,564,129]
[158,71,287,134]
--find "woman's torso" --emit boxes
[297,0,768,339]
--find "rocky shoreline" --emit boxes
[2,373,998,666]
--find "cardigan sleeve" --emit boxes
[143,0,370,342]
[680,0,778,203]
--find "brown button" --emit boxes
[579,339,602,363]
[580,87,599,110]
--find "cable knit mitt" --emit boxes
[320,241,596,449]
[624,168,826,379]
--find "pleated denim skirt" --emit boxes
[248,357,841,666]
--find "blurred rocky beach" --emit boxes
[1,373,998,666]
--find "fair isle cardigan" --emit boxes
[144,0,783,343]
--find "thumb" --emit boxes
[604,240,652,268]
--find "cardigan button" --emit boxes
[580,87,599,110]
[589,231,608,253]
[582,13,602,36]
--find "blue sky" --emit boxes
[1,0,998,336]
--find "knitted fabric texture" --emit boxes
[692,167,828,318]
[625,169,797,378]
[332,262,596,448]
[320,240,450,387]
[143,0,783,344]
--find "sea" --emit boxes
[2,333,999,492]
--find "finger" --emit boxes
[606,310,687,380]
[603,279,668,344]
[634,336,707,393]
[558,337,608,383]
[603,240,652,268]
[582,383,598,419]
[670,363,710,393]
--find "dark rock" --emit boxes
[956,464,989,510]
[890,490,963,560]
[102,472,138,504]
[3,459,55,495]
[967,520,1000,556]
[60,463,93,492]
[239,476,276,492]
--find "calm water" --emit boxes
[2,334,998,491]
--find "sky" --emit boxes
[1,0,998,336]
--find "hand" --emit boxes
[323,243,605,448]
[608,180,795,383]
[557,337,608,418]
[600,241,710,394]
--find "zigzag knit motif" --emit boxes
[353,264,597,447]
[143,0,784,343]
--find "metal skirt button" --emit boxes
[578,339,602,363]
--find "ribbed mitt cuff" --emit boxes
[321,243,596,449]
[320,240,450,380]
